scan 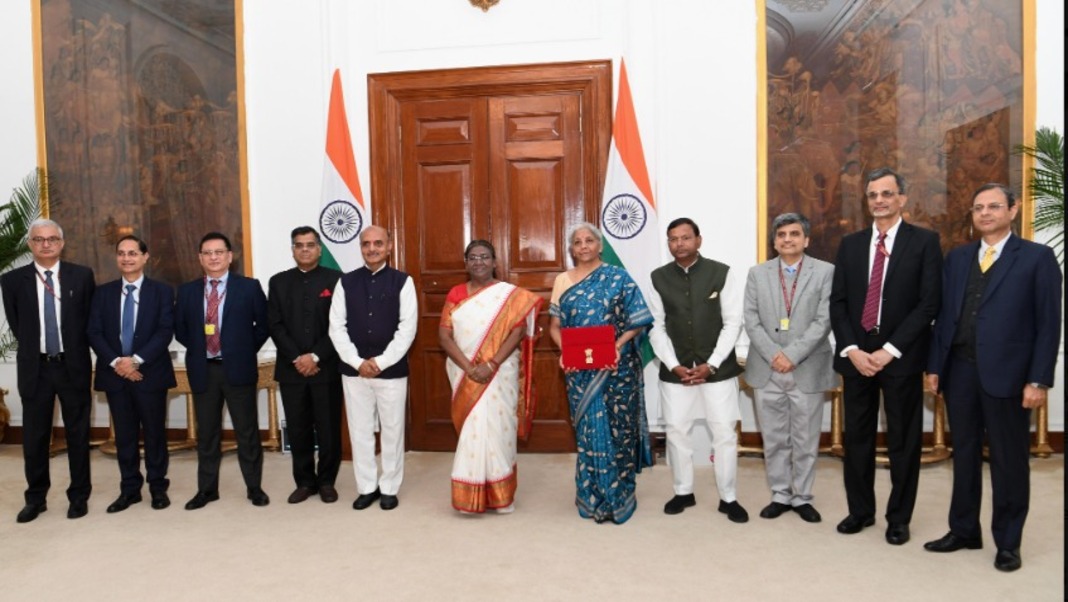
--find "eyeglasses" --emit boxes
[116,251,143,258]
[971,203,1007,213]
[199,249,229,257]
[292,242,319,250]
[30,236,62,245]
[668,235,695,244]
[466,254,493,263]
[866,190,899,200]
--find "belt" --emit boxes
[865,326,880,336]
[40,353,65,363]
[206,357,224,364]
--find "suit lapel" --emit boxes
[134,279,152,334]
[950,242,980,319]
[763,261,785,315]
[884,222,911,283]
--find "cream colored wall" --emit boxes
[0,0,1063,434]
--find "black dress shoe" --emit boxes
[379,494,399,510]
[287,486,316,504]
[759,502,791,519]
[16,503,46,523]
[319,485,339,504]
[718,500,749,523]
[885,523,910,545]
[67,499,88,519]
[184,491,220,510]
[994,548,1021,572]
[664,494,697,515]
[836,514,875,534]
[150,492,171,510]
[106,493,143,514]
[793,503,822,523]
[353,489,381,510]
[924,531,983,552]
[248,488,270,507]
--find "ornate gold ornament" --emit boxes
[469,0,501,12]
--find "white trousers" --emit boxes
[660,378,740,501]
[754,371,824,506]
[342,375,407,496]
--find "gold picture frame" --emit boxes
[757,0,1035,262]
[31,0,252,285]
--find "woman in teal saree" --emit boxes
[549,223,653,524]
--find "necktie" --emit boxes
[206,279,221,356]
[860,232,888,332]
[121,284,136,356]
[980,246,996,273]
[43,270,60,356]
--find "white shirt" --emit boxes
[648,256,743,371]
[34,261,63,354]
[979,231,1012,266]
[111,274,146,366]
[328,264,418,373]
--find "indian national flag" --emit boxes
[599,60,664,427]
[318,69,367,272]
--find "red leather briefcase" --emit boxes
[560,325,616,370]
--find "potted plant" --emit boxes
[1015,127,1064,264]
[0,167,44,440]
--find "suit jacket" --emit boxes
[928,235,1062,397]
[743,254,837,393]
[0,261,95,398]
[87,276,177,392]
[174,272,269,393]
[267,265,342,383]
[830,221,942,376]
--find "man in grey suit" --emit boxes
[744,213,836,523]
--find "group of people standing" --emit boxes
[2,167,1059,574]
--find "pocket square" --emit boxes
[709,291,719,299]
[319,289,332,298]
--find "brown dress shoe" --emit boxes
[319,486,339,503]
[287,486,316,504]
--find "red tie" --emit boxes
[861,232,888,332]
[206,279,221,356]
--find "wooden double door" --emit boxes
[368,61,612,452]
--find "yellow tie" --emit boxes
[980,246,996,273]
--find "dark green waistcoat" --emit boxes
[650,256,742,384]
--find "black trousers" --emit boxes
[279,379,342,488]
[106,383,170,495]
[193,362,263,494]
[23,359,92,505]
[841,369,924,524]
[943,356,1032,550]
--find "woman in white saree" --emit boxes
[439,240,541,513]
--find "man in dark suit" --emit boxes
[175,232,270,510]
[87,235,176,513]
[1,219,95,522]
[923,184,1061,572]
[267,226,342,504]
[830,167,942,545]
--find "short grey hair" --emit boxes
[770,212,810,244]
[29,218,64,239]
[567,222,602,245]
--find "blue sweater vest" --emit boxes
[338,266,410,379]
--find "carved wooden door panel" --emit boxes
[369,61,612,452]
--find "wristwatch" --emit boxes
[706,363,717,375]
[1029,382,1049,390]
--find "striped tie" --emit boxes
[980,246,996,273]
[860,232,888,333]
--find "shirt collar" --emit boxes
[872,217,903,242]
[980,231,1012,257]
[121,274,145,289]
[34,260,61,275]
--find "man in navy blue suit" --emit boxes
[88,235,176,512]
[175,232,270,510]
[924,184,1061,572]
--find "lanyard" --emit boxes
[35,269,61,301]
[778,257,804,318]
